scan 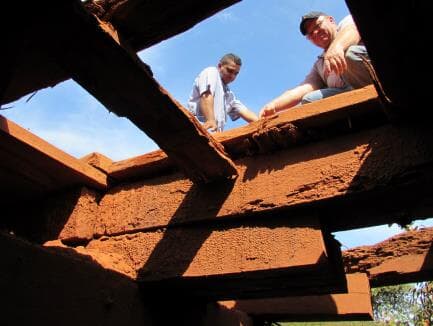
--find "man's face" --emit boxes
[218,60,240,84]
[304,16,336,49]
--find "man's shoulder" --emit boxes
[338,15,355,29]
[200,66,218,75]
[196,66,220,82]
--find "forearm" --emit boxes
[199,92,218,131]
[330,25,361,53]
[200,92,215,122]
[269,84,315,112]
[238,107,258,122]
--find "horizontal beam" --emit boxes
[1,231,253,326]
[80,152,114,174]
[88,122,433,238]
[0,232,146,326]
[56,215,346,299]
[216,85,383,156]
[109,150,172,181]
[107,86,383,182]
[344,227,433,287]
[0,115,107,204]
[220,273,373,322]
[5,187,101,244]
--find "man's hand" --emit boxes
[323,44,347,77]
[259,103,277,119]
[203,119,218,132]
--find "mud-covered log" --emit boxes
[343,227,433,287]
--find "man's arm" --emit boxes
[200,91,218,132]
[324,17,361,76]
[259,83,316,118]
[238,106,258,123]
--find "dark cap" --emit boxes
[300,11,327,35]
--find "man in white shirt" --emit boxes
[188,53,258,132]
[259,11,373,119]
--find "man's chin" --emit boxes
[319,36,330,46]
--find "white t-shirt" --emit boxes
[187,66,242,131]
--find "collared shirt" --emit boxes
[187,66,242,131]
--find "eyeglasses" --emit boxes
[306,17,326,39]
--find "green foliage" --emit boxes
[410,282,433,325]
[280,322,378,325]
[259,282,432,326]
[372,284,415,323]
[372,282,433,325]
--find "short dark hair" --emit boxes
[220,53,242,66]
[300,11,327,35]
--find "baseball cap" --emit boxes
[300,11,327,35]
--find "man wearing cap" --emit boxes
[259,11,372,118]
[187,53,258,132]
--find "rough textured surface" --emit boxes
[109,150,173,182]
[3,0,431,322]
[0,232,149,326]
[80,152,114,174]
[343,227,433,286]
[3,187,100,244]
[55,188,101,242]
[2,0,238,184]
[88,123,433,237]
[216,85,383,157]
[0,115,107,206]
[106,86,383,182]
[220,273,373,321]
[58,216,346,299]
[87,219,325,278]
[43,0,237,183]
[2,232,255,326]
[45,239,137,277]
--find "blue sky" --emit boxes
[2,0,432,247]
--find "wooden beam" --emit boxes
[83,122,433,238]
[216,85,383,155]
[0,232,147,326]
[345,1,428,114]
[109,150,173,182]
[344,227,433,287]
[107,85,384,182]
[41,0,237,183]
[84,0,241,51]
[219,273,373,322]
[1,231,252,326]
[0,115,107,204]
[5,187,101,244]
[1,0,240,104]
[80,152,114,174]
[52,215,346,299]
